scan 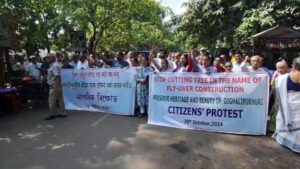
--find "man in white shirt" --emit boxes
[197,54,217,74]
[45,53,66,120]
[232,51,250,73]
[240,55,267,73]
[26,55,42,82]
[76,54,89,69]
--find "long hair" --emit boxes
[160,58,169,71]
[182,53,189,67]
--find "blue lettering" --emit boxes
[206,109,243,119]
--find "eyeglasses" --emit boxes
[224,65,232,68]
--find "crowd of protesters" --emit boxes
[8,48,300,153]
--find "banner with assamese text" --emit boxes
[148,73,269,135]
[61,68,137,115]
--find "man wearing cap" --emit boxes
[200,47,208,56]
[45,53,66,120]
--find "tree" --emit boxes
[0,0,66,55]
[177,0,300,50]
[178,0,248,49]
[59,0,166,52]
[1,0,171,54]
[235,0,300,43]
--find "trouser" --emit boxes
[48,79,65,116]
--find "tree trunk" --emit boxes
[0,48,5,87]
[93,30,104,52]
[88,22,97,53]
[46,33,51,53]
[4,48,12,84]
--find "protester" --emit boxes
[62,56,74,69]
[105,52,129,68]
[149,49,157,61]
[273,57,300,153]
[70,54,79,68]
[232,51,249,73]
[172,52,181,70]
[259,56,273,78]
[76,54,89,69]
[87,54,96,68]
[213,57,225,72]
[239,55,267,73]
[271,60,289,86]
[40,56,50,80]
[26,55,42,82]
[223,61,233,73]
[229,49,237,64]
[200,47,208,56]
[197,54,217,74]
[196,55,202,65]
[101,51,112,68]
[160,58,171,72]
[45,53,66,120]
[129,53,139,67]
[126,52,139,67]
[151,57,170,72]
[136,55,153,117]
[190,49,199,67]
[269,60,289,132]
[173,53,194,72]
[220,54,227,64]
[12,55,26,77]
[151,49,173,71]
[92,53,104,68]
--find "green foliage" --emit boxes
[0,0,174,53]
[178,0,300,49]
[235,0,300,43]
[2,0,298,53]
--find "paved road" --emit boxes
[0,108,299,169]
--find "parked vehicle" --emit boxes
[10,76,41,108]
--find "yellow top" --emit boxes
[231,55,237,64]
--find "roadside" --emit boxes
[0,108,299,169]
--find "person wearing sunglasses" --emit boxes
[223,61,233,73]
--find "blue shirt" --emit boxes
[109,59,129,68]
[287,75,300,91]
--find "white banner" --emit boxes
[61,68,137,115]
[148,73,269,135]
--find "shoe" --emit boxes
[56,114,67,118]
[44,115,56,120]
[137,113,145,118]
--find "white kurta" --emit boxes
[273,74,300,153]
